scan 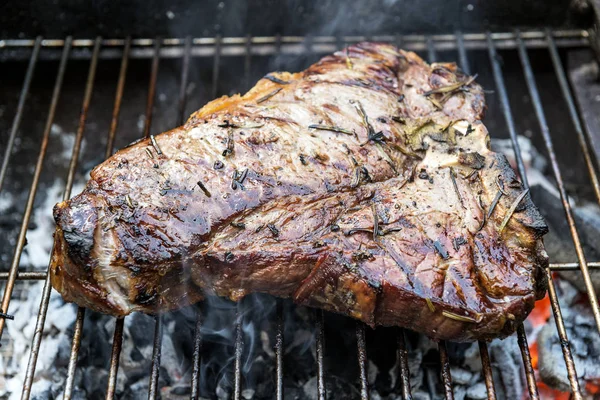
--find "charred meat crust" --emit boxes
[50,42,548,342]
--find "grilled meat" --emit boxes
[51,42,548,342]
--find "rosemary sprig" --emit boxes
[449,167,464,208]
[425,298,436,313]
[487,190,503,220]
[433,240,449,260]
[308,124,354,135]
[257,88,282,103]
[371,203,379,242]
[441,310,478,323]
[345,48,353,69]
[150,135,163,155]
[125,194,135,209]
[222,130,234,157]
[267,223,280,237]
[231,168,249,190]
[230,222,246,229]
[354,100,385,146]
[499,189,529,233]
[145,147,154,159]
[423,74,477,96]
[197,181,211,197]
[264,74,290,84]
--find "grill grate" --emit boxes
[0,28,599,400]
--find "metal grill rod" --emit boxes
[0,261,593,282]
[316,310,326,400]
[426,41,457,400]
[487,32,582,398]
[275,303,284,400]
[438,341,454,400]
[234,303,244,400]
[102,37,132,400]
[0,36,42,193]
[454,34,500,400]
[0,29,588,49]
[18,36,72,400]
[356,323,369,400]
[517,31,600,335]
[517,324,540,400]
[145,40,163,400]
[61,35,103,400]
[148,316,164,400]
[396,329,411,399]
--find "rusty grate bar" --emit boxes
[64,307,86,400]
[148,316,164,400]
[191,311,203,400]
[2,261,596,282]
[0,36,43,334]
[145,40,163,400]
[275,302,284,400]
[438,341,454,400]
[478,341,497,400]
[102,37,132,400]
[454,35,500,400]
[517,30,600,335]
[356,323,369,400]
[517,324,540,400]
[18,36,72,400]
[0,36,42,193]
[396,328,411,399]
[426,40,456,400]
[234,303,244,400]
[316,310,326,400]
[106,318,125,399]
[546,31,600,204]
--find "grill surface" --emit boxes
[1,28,599,400]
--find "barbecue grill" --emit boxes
[1,2,600,399]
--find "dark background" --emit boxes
[0,0,592,39]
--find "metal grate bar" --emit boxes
[478,341,497,400]
[275,302,284,400]
[456,31,470,75]
[517,324,540,400]
[103,37,132,400]
[356,323,369,400]
[455,33,498,400]
[548,29,600,221]
[316,310,326,400]
[211,34,222,99]
[438,341,454,400]
[0,36,42,193]
[0,272,47,280]
[427,36,436,62]
[396,329,411,399]
[148,316,164,400]
[234,303,244,400]
[106,318,125,399]
[426,40,455,400]
[487,31,582,398]
[0,29,588,48]
[486,33,529,185]
[517,30,600,335]
[19,37,73,400]
[191,311,203,400]
[105,37,131,159]
[178,36,192,126]
[144,40,163,399]
[61,35,103,400]
[0,37,44,336]
[64,307,86,400]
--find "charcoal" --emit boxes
[465,382,487,400]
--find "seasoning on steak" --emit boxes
[50,42,548,342]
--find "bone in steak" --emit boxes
[50,43,548,342]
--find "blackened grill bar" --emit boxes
[0,29,597,399]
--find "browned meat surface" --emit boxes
[50,42,548,342]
